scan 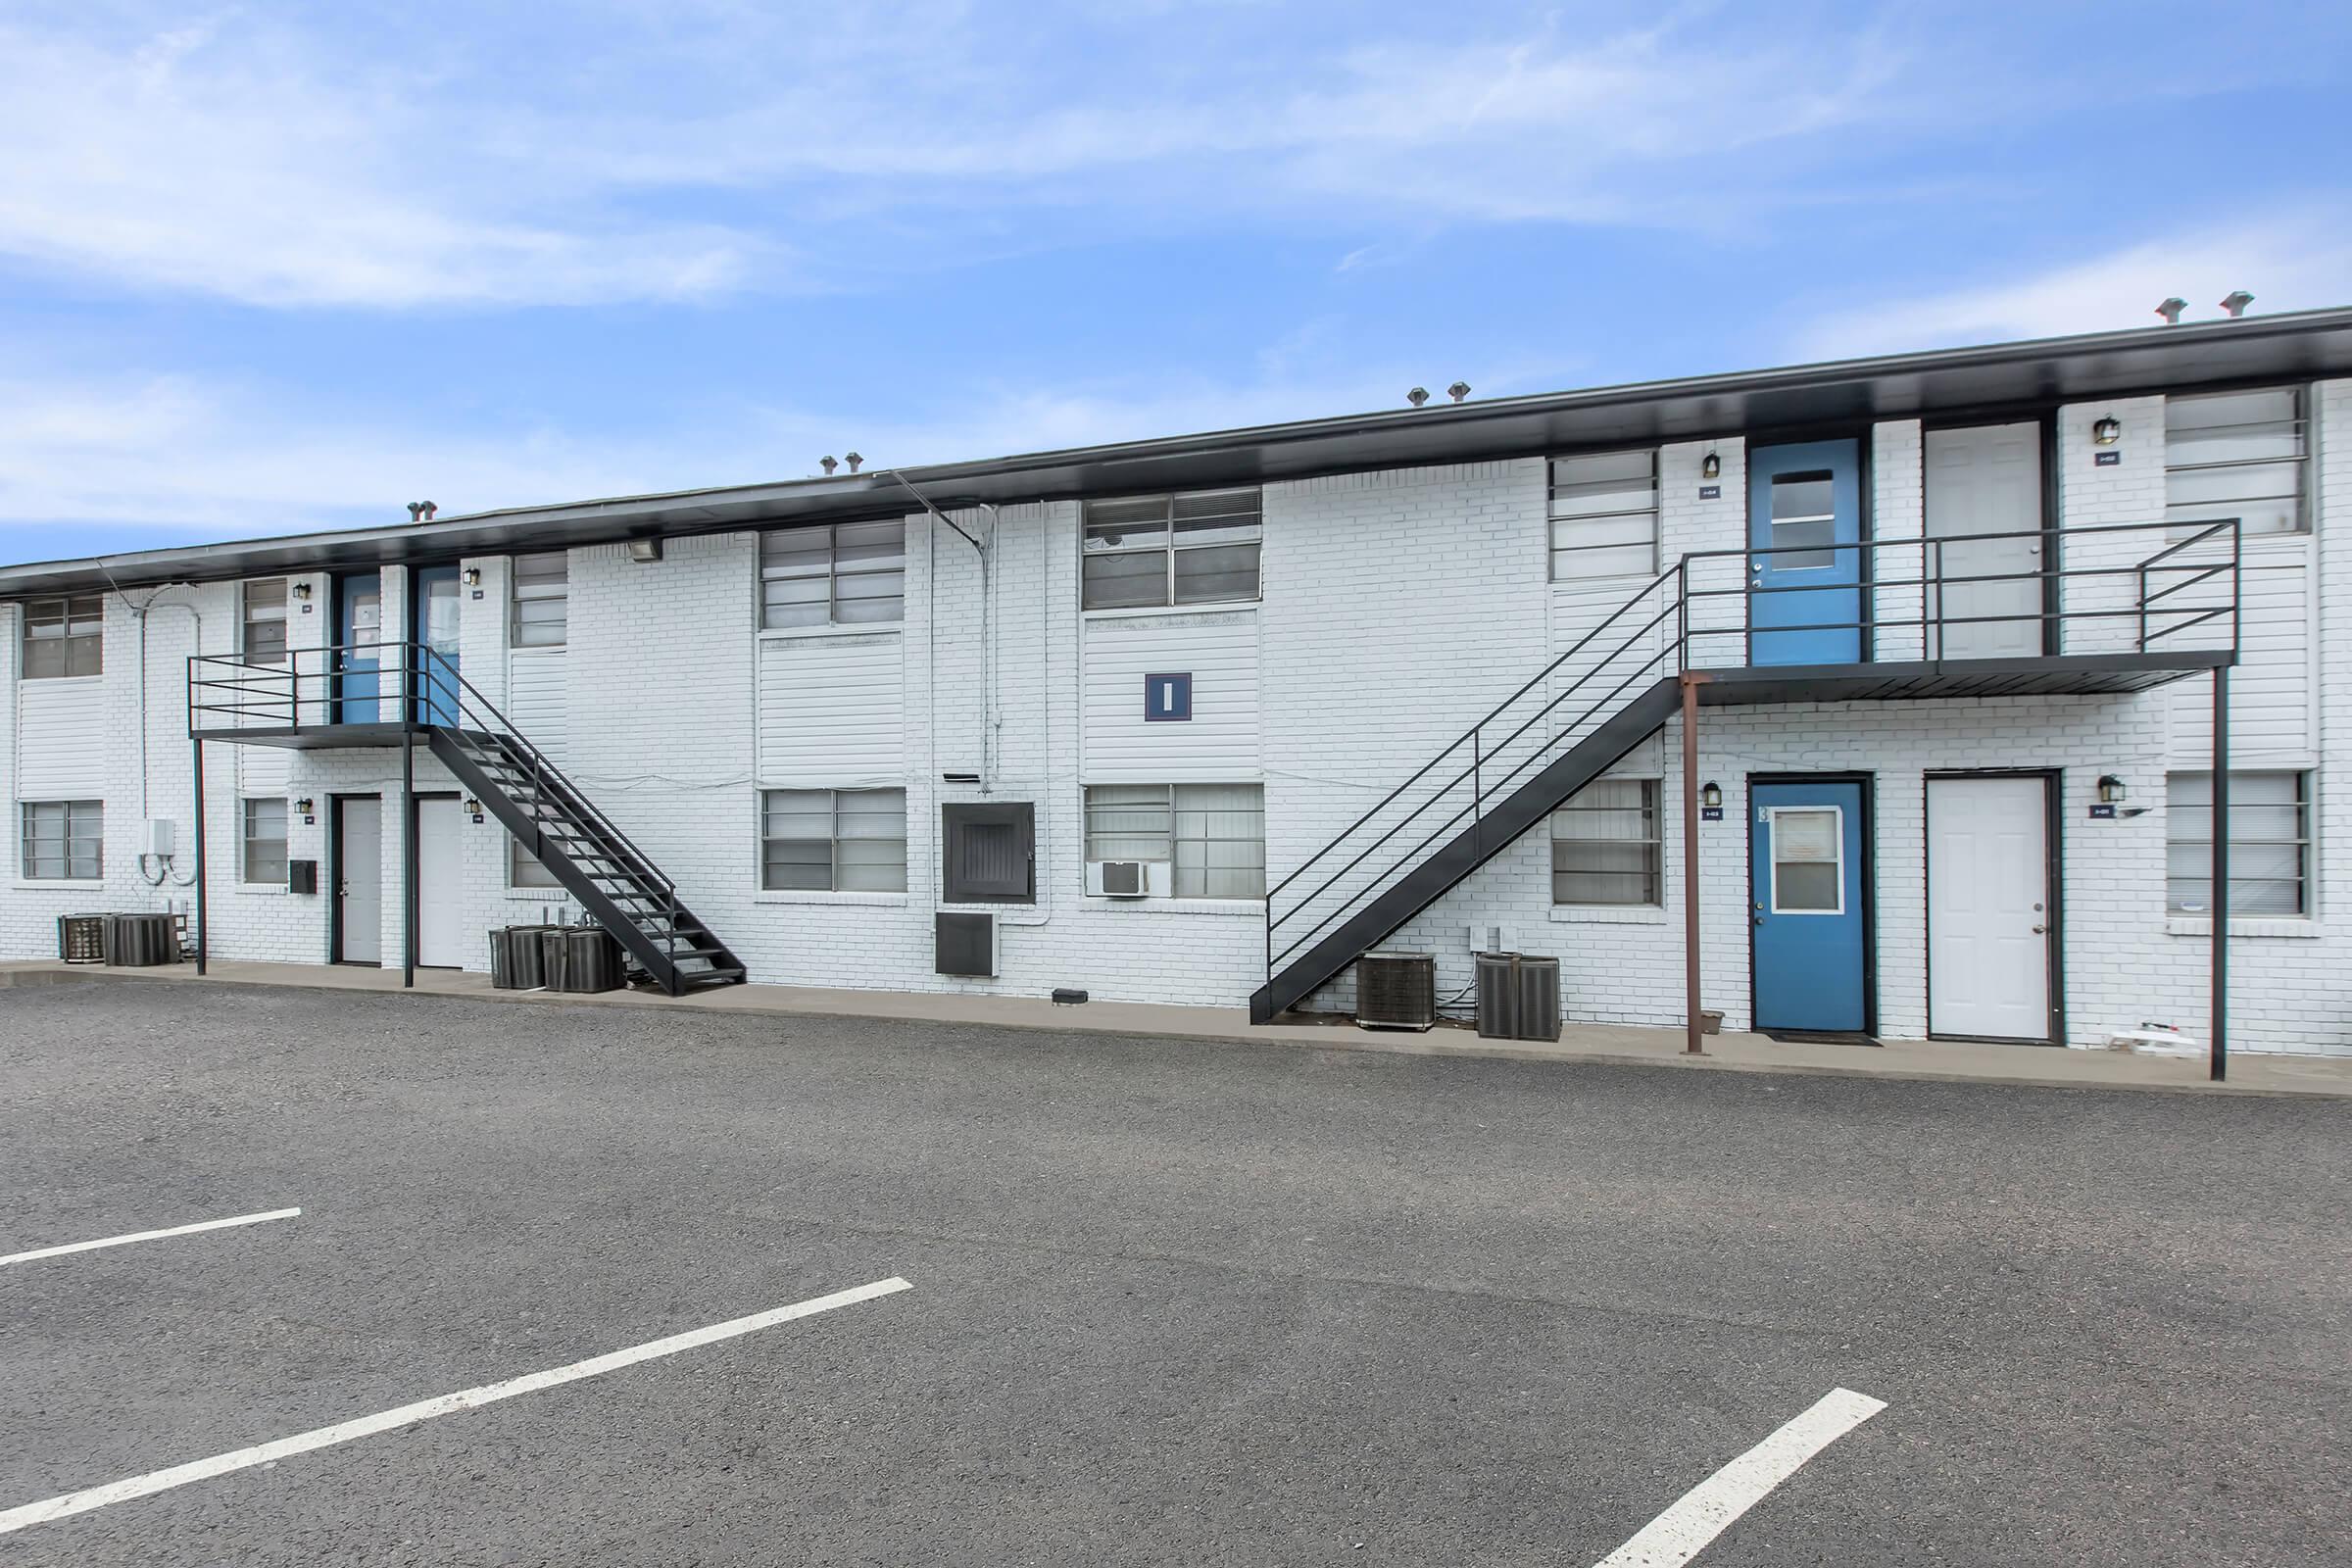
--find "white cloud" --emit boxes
[1796,215,2352,359]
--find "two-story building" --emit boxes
[3,307,2347,1060]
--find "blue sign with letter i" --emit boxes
[1145,672,1193,721]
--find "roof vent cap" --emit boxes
[846,451,863,472]
[819,456,838,475]
[406,501,437,522]
[2220,290,2254,318]
[2155,297,2187,325]
[1447,381,1471,404]
[1405,386,1429,408]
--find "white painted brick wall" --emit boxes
[5,382,2346,1054]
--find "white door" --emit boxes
[1926,422,2043,659]
[337,798,383,964]
[1928,776,2050,1041]
[416,797,466,968]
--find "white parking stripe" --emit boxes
[1592,1387,1886,1568]
[0,1275,912,1536]
[0,1207,302,1267]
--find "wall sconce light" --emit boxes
[462,566,482,587]
[626,538,663,564]
[2091,416,2122,447]
[1700,452,1721,480]
[294,797,315,816]
[1700,780,1723,809]
[290,581,313,602]
[2096,774,2127,805]
[462,797,482,817]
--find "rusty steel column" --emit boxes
[1681,672,1707,1054]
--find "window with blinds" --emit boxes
[1081,490,1262,611]
[1083,783,1265,898]
[2165,387,2308,538]
[1548,451,1658,580]
[2167,771,2308,915]
[23,800,102,879]
[760,788,907,892]
[242,799,287,885]
[760,523,906,629]
[241,581,289,664]
[23,594,103,679]
[511,554,568,648]
[511,837,560,889]
[1550,778,1662,906]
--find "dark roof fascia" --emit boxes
[6,307,2348,600]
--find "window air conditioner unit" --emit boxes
[1357,951,1437,1032]
[1087,859,1168,898]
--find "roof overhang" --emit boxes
[8,307,2350,600]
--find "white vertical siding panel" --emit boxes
[16,680,106,798]
[758,632,905,785]
[1082,610,1260,781]
[2169,563,2310,762]
[506,651,569,764]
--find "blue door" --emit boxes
[1751,780,1868,1033]
[333,573,382,724]
[1748,439,1863,665]
[412,565,462,725]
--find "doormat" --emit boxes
[1763,1030,1884,1047]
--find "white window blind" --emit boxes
[1548,451,1658,580]
[2167,771,2308,916]
[1549,778,1662,906]
[511,554,568,648]
[2166,388,2307,538]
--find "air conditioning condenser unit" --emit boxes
[1357,951,1436,1031]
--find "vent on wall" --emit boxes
[1357,951,1436,1032]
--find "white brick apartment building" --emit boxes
[3,309,2347,1061]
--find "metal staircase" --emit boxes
[1254,518,2246,1023]
[189,642,746,996]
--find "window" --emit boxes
[760,788,907,892]
[2167,771,2309,916]
[511,553,568,648]
[1548,451,1658,580]
[242,799,287,885]
[2167,388,2308,538]
[1768,807,1843,913]
[1082,490,1262,610]
[1766,470,1838,569]
[1084,783,1267,898]
[241,581,288,665]
[22,594,103,679]
[942,801,1035,903]
[760,523,906,629]
[511,837,560,889]
[1550,778,1662,906]
[22,800,101,880]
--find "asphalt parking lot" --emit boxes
[1,976,2345,1565]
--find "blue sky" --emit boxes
[2,0,2346,564]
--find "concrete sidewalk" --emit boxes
[5,956,2347,1098]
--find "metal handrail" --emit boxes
[1263,514,2242,995]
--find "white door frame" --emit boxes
[1926,770,2059,1044]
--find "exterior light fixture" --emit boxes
[1700,452,1721,480]
[294,797,315,816]
[290,581,313,602]
[625,538,663,564]
[2097,774,2127,805]
[1700,780,1723,810]
[462,796,482,816]
[2091,416,2123,447]
[462,566,481,587]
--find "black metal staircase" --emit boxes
[1254,518,2246,1023]
[189,641,746,996]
